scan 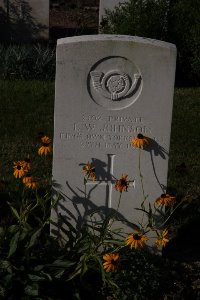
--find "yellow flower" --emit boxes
[155,194,176,206]
[103,253,120,272]
[131,134,149,149]
[38,136,51,155]
[90,171,96,181]
[126,231,148,249]
[82,162,96,181]
[155,229,169,247]
[115,174,129,193]
[41,136,51,144]
[22,158,31,171]
[13,161,28,178]
[82,161,95,174]
[24,178,38,190]
[22,175,33,184]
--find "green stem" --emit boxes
[138,149,146,226]
[158,200,183,229]
[84,177,87,200]
[109,192,122,227]
[116,192,122,213]
[138,149,146,205]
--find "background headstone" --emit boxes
[99,0,126,25]
[0,0,49,41]
[52,35,176,239]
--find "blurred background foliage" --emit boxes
[100,0,200,86]
[0,0,199,85]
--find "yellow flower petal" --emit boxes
[131,134,149,149]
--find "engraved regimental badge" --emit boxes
[90,70,140,101]
[88,56,142,111]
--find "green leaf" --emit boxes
[93,255,106,283]
[28,272,52,282]
[19,227,29,242]
[28,228,42,249]
[40,271,52,281]
[24,283,39,296]
[49,259,76,268]
[103,239,124,246]
[8,230,20,258]
[8,224,19,234]
[73,292,81,300]
[81,261,88,277]
[28,274,44,282]
[67,266,82,281]
[134,207,149,214]
[76,240,91,253]
[54,269,65,279]
[0,260,12,273]
[7,203,20,221]
[33,265,44,272]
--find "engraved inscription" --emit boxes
[60,114,152,151]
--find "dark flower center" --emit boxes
[161,194,166,198]
[137,134,144,139]
[133,234,141,240]
[42,143,49,147]
[121,179,127,186]
[17,165,21,170]
[111,259,118,266]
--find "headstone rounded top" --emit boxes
[57,35,176,51]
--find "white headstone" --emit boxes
[0,0,49,40]
[52,35,176,239]
[99,0,126,25]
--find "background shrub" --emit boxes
[100,0,169,40]
[100,0,200,86]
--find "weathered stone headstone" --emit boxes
[0,0,49,41]
[52,35,176,238]
[99,0,126,25]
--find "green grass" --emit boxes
[0,80,200,203]
[0,80,54,188]
[168,88,200,197]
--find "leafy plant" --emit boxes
[100,0,170,40]
[0,44,55,80]
[100,0,200,86]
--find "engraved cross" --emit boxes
[86,154,135,208]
